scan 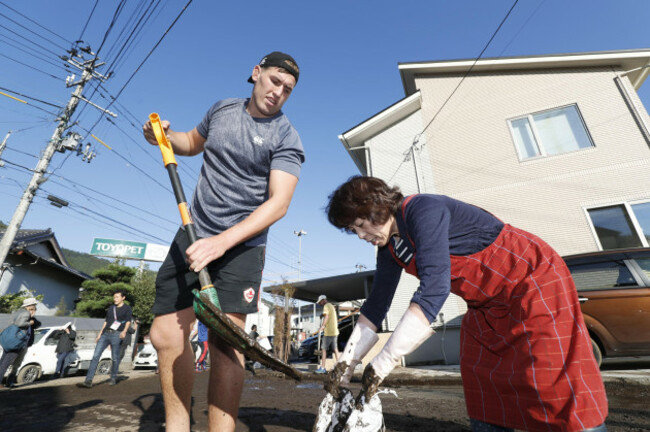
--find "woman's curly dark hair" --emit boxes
[326,176,403,232]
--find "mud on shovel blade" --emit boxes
[149,112,301,381]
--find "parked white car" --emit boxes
[133,342,157,369]
[0,324,113,384]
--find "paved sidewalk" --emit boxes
[293,361,650,387]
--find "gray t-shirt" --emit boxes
[192,98,304,246]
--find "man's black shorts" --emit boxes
[153,228,265,316]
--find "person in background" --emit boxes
[314,294,339,374]
[119,318,138,368]
[78,289,132,388]
[0,298,41,388]
[194,320,209,372]
[326,176,607,432]
[53,322,76,379]
[244,325,260,375]
[248,324,259,341]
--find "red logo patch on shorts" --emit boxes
[243,287,255,303]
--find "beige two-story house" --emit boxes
[339,49,650,364]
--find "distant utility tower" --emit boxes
[0,46,114,265]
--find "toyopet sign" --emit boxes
[90,238,169,262]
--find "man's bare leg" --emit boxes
[150,307,196,431]
[207,313,246,432]
[320,344,328,370]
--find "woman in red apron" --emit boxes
[326,176,607,432]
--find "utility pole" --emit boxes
[0,131,11,167]
[0,51,110,265]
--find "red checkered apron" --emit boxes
[391,198,608,431]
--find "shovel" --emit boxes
[149,113,301,381]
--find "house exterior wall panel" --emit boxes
[361,109,469,330]
[412,68,650,254]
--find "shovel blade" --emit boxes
[193,289,302,381]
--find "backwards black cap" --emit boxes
[248,51,299,84]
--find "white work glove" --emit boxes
[338,321,379,387]
[369,308,434,381]
[355,308,434,407]
[324,321,378,400]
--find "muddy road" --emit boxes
[0,369,647,431]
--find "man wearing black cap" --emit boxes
[142,51,304,431]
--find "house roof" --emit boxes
[399,48,650,95]
[339,91,422,174]
[263,270,374,304]
[1,228,91,281]
[338,49,650,175]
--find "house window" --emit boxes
[509,105,594,160]
[587,201,650,250]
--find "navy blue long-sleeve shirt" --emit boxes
[360,194,504,328]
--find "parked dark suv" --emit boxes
[564,248,650,366]
[298,314,358,363]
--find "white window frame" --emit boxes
[508,104,595,161]
[584,199,650,250]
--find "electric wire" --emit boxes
[39,186,170,244]
[0,1,72,46]
[102,0,157,74]
[93,0,128,58]
[0,25,68,63]
[0,160,179,231]
[0,10,68,52]
[0,35,69,73]
[84,0,194,137]
[386,0,520,184]
[77,0,100,44]
[0,85,63,109]
[49,175,178,226]
[0,52,61,81]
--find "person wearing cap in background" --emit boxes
[0,297,41,388]
[53,322,76,379]
[142,51,304,432]
[314,294,339,374]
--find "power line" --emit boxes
[386,0,520,184]
[0,1,72,46]
[0,25,67,62]
[76,0,100,43]
[0,10,68,52]
[0,52,61,81]
[85,0,194,137]
[39,187,170,244]
[0,85,63,109]
[49,176,178,227]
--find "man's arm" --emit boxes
[319,313,330,332]
[142,119,206,156]
[121,320,131,340]
[186,170,299,272]
[96,321,107,342]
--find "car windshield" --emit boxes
[32,328,50,345]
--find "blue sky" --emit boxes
[1,0,650,287]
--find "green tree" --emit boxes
[54,296,68,316]
[0,290,44,313]
[131,266,156,338]
[74,263,136,318]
